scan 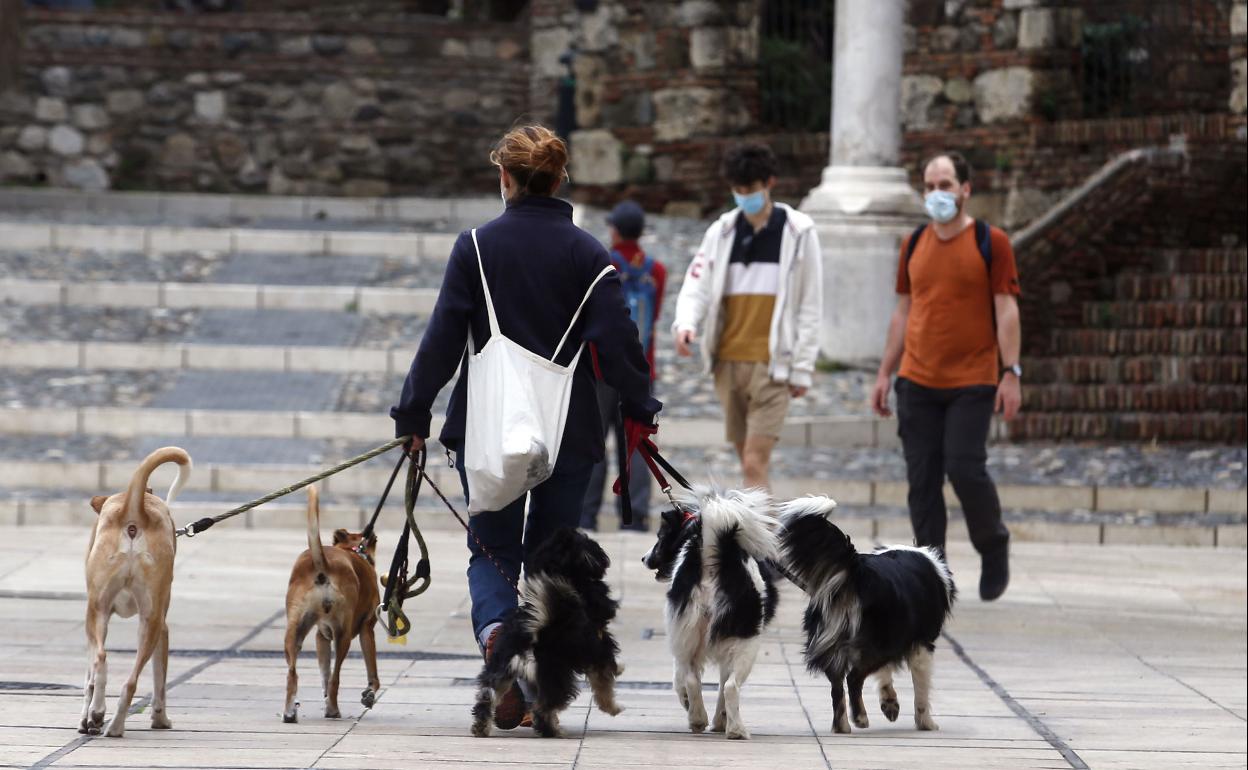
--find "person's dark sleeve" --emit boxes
[389,232,476,438]
[582,254,662,423]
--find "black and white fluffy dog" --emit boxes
[470,528,623,738]
[778,496,955,734]
[641,488,779,740]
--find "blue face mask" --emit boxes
[924,190,959,224]
[732,189,767,216]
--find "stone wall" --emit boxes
[529,0,761,215]
[532,0,1246,225]
[0,8,529,195]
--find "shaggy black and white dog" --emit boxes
[641,488,779,740]
[470,528,623,738]
[778,496,956,734]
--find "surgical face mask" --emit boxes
[732,189,767,216]
[924,190,959,224]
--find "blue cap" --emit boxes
[606,200,645,239]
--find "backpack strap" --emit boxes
[905,224,927,263]
[552,265,617,362]
[906,221,993,273]
[974,219,992,271]
[904,224,926,284]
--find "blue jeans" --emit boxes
[457,458,594,644]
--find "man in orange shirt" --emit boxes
[870,152,1022,602]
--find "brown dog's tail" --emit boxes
[306,486,328,575]
[126,446,192,524]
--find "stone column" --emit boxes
[800,0,924,362]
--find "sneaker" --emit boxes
[979,542,1010,601]
[484,627,526,730]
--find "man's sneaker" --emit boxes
[484,627,526,730]
[979,543,1010,601]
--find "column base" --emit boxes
[801,165,925,363]
[800,165,924,220]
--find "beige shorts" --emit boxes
[713,360,791,445]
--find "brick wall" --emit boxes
[1009,144,1248,443]
[0,8,529,195]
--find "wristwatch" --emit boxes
[1001,363,1022,379]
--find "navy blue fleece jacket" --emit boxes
[390,195,661,469]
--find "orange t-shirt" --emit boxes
[895,223,1020,389]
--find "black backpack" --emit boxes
[905,219,992,273]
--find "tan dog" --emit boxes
[81,446,191,737]
[282,487,381,723]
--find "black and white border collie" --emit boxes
[470,528,623,738]
[778,496,956,734]
[641,488,779,740]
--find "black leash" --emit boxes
[634,439,808,593]
[614,403,633,528]
[380,446,432,641]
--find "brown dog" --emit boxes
[282,487,382,722]
[81,446,192,737]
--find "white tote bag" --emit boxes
[462,229,615,514]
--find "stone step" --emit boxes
[1,491,1242,547]
[1,457,1243,520]
[0,277,437,314]
[1149,247,1248,275]
[0,406,900,449]
[1008,411,1248,443]
[1021,383,1246,414]
[0,247,447,288]
[1080,299,1246,328]
[1114,272,1247,301]
[1,337,407,374]
[1023,354,1247,385]
[0,220,456,262]
[0,186,499,229]
[1046,327,1247,356]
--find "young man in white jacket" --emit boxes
[673,143,823,489]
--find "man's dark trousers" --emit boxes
[581,381,651,531]
[895,377,1009,555]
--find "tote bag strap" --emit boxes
[469,229,501,342]
[552,265,616,362]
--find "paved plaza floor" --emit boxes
[0,525,1244,770]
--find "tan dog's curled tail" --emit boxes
[306,487,328,575]
[126,447,192,524]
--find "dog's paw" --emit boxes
[832,716,852,734]
[150,711,172,730]
[725,726,750,740]
[471,718,492,738]
[360,688,376,708]
[103,722,125,738]
[915,713,939,732]
[853,712,869,729]
[689,719,708,734]
[324,707,341,719]
[880,696,900,722]
[282,712,298,724]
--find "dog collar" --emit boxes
[681,509,699,525]
[353,543,375,566]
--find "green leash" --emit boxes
[175,437,408,538]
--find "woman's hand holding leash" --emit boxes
[403,435,425,455]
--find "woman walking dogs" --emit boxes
[390,125,661,730]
